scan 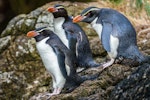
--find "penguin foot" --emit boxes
[84,59,115,72]
[102,59,115,69]
[87,60,101,68]
[40,88,62,99]
[76,67,86,73]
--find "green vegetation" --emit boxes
[136,0,143,9]
[109,0,123,4]
[145,1,150,16]
[107,0,150,16]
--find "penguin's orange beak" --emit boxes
[27,31,38,38]
[47,7,57,12]
[73,15,84,23]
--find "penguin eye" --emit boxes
[57,8,63,11]
[85,11,92,17]
[39,30,45,35]
[85,12,90,16]
[41,30,46,34]
[42,30,50,37]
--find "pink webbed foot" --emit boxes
[102,58,115,69]
[84,59,115,72]
[41,88,62,99]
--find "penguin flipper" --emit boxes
[64,29,77,57]
[52,45,68,78]
[101,21,113,52]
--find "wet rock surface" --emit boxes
[0,1,150,100]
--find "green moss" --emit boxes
[145,2,150,16]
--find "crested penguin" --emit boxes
[47,4,100,69]
[73,7,150,69]
[26,27,99,97]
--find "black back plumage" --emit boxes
[51,5,100,68]
[97,8,142,61]
[34,28,72,79]
[78,7,149,64]
[32,27,100,91]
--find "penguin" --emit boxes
[47,5,100,69]
[26,27,99,97]
[73,7,150,69]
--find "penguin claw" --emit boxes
[40,92,59,100]
[40,93,53,99]
[85,65,104,72]
[76,67,86,73]
[39,88,61,99]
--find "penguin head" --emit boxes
[47,4,68,18]
[27,27,53,42]
[73,7,100,23]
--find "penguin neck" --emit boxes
[53,17,65,28]
[91,17,103,40]
[53,17,71,27]
[34,35,49,42]
[36,37,50,52]
[36,37,49,45]
[91,17,98,26]
[53,17,69,48]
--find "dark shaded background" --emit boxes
[0,0,55,34]
[0,0,149,34]
[0,0,94,34]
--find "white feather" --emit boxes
[91,17,119,59]
[91,17,103,40]
[36,37,66,88]
[108,35,119,59]
[53,17,69,48]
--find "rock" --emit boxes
[146,32,150,39]
[89,37,106,57]
[0,3,54,100]
[0,36,11,53]
[35,11,54,30]
[0,1,150,100]
[1,14,26,37]
[110,63,150,100]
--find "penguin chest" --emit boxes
[36,38,66,80]
[91,17,103,40]
[54,18,69,48]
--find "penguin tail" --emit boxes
[64,72,100,93]
[139,55,150,64]
[124,45,150,64]
[81,72,100,82]
[80,58,101,68]
[87,60,101,68]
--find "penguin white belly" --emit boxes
[36,37,66,88]
[91,18,119,59]
[65,65,70,76]
[54,17,69,48]
[108,35,119,59]
[91,17,103,40]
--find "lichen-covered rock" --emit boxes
[1,14,27,37]
[0,1,150,100]
[0,36,11,53]
[0,3,54,100]
[89,37,106,57]
[110,63,150,100]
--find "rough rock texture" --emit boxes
[0,1,150,100]
[110,63,150,100]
